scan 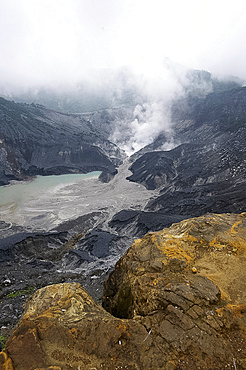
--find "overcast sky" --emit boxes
[1,0,246,88]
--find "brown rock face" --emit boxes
[103,213,246,369]
[1,213,246,369]
[1,283,148,370]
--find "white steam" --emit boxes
[108,62,237,155]
[109,62,186,155]
[110,101,174,155]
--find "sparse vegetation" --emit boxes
[0,335,5,350]
[7,287,35,299]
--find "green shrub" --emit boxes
[0,335,5,350]
[7,287,34,298]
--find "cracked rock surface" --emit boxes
[103,212,246,369]
[1,213,246,369]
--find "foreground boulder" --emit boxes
[1,213,246,369]
[0,283,148,370]
[103,212,246,369]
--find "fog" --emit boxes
[0,0,246,154]
[1,0,246,87]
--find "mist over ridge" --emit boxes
[1,0,246,154]
[1,63,242,155]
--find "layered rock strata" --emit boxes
[1,213,246,369]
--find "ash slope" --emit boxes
[127,87,246,217]
[0,97,125,185]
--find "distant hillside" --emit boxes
[127,87,246,217]
[0,97,125,185]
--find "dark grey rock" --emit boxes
[127,88,246,217]
[0,97,125,185]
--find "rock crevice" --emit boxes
[1,213,246,369]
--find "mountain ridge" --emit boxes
[0,97,125,185]
[127,87,246,217]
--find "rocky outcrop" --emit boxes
[103,212,246,369]
[1,213,246,369]
[0,283,148,370]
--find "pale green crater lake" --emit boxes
[0,172,101,210]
